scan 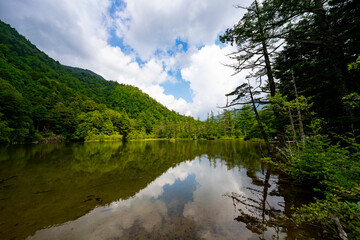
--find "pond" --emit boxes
[0,140,321,239]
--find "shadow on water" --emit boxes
[0,140,322,239]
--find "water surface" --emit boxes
[0,140,319,239]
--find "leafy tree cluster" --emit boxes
[0,20,201,143]
[220,0,360,238]
[199,106,274,141]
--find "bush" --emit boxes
[286,134,360,239]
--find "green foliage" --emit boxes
[269,93,313,141]
[347,56,360,70]
[288,136,342,184]
[85,133,123,142]
[271,93,313,113]
[284,133,360,239]
[0,112,13,143]
[293,191,360,240]
[343,93,360,109]
[234,105,255,138]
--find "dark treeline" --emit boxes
[220,0,360,239]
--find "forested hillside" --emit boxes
[0,20,200,143]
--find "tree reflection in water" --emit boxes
[224,159,321,240]
[0,140,320,240]
[225,164,286,239]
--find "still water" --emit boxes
[0,140,319,239]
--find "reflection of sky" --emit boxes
[29,157,284,240]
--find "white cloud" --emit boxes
[115,0,247,59]
[0,0,112,62]
[180,45,246,119]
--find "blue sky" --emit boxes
[0,0,251,119]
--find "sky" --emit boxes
[0,0,251,120]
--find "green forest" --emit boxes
[1,0,360,238]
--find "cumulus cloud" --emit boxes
[115,0,246,59]
[180,44,246,119]
[0,0,112,64]
[0,0,252,119]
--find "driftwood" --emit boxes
[275,146,290,163]
[332,217,348,240]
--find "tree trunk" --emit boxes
[248,79,272,154]
[255,0,286,148]
[292,70,305,142]
[289,109,297,143]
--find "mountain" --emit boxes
[0,20,197,143]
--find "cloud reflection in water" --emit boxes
[29,156,279,240]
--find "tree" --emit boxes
[271,0,360,132]
[226,79,272,153]
[270,93,313,144]
[233,105,255,138]
[220,0,286,147]
[0,78,33,142]
[74,110,116,141]
[0,112,13,143]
